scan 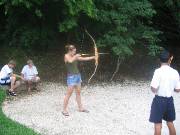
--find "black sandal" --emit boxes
[8,90,17,96]
[62,112,69,116]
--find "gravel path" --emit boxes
[2,81,180,135]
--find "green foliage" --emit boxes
[94,0,160,56]
[0,0,44,15]
[0,0,162,58]
[151,0,180,50]
[64,0,95,16]
[0,89,38,135]
[59,17,78,32]
[59,0,95,32]
[142,29,161,56]
[0,0,96,49]
[3,25,55,52]
[35,9,43,18]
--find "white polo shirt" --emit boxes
[0,65,13,79]
[21,65,38,80]
[151,65,180,97]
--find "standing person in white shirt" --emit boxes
[21,60,40,93]
[150,50,180,135]
[0,60,21,96]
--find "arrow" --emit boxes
[81,53,109,56]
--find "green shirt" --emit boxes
[65,60,79,74]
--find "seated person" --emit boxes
[21,60,40,92]
[0,60,21,96]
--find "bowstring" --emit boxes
[79,30,86,87]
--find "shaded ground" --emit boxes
[2,81,180,135]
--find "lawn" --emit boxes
[0,88,39,135]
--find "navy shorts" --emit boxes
[67,74,82,86]
[0,77,11,86]
[149,95,175,123]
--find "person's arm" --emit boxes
[77,56,95,61]
[9,72,22,80]
[9,72,14,78]
[12,74,22,79]
[151,87,158,93]
[9,72,20,78]
[21,73,25,79]
[6,66,13,77]
[33,66,38,76]
[174,89,180,92]
[174,73,180,93]
[150,70,160,94]
[32,66,38,79]
[20,67,26,80]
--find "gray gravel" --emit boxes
[2,81,180,135]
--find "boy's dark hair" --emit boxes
[159,50,171,63]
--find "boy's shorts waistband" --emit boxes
[155,95,173,99]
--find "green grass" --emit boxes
[0,89,39,135]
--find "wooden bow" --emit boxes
[85,29,99,83]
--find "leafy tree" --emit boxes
[0,0,95,51]
[150,0,180,53]
[94,0,160,56]
[0,0,160,57]
[59,0,95,32]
